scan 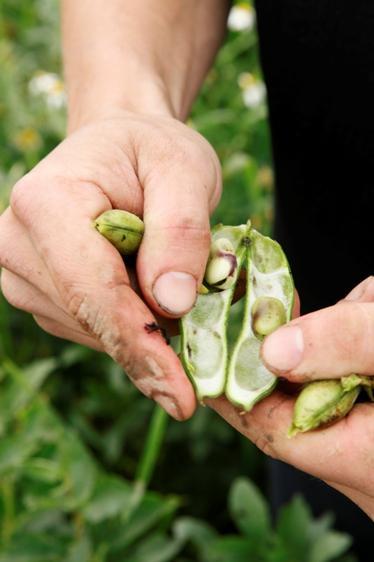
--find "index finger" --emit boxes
[10,175,196,420]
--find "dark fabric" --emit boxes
[255,0,374,312]
[254,0,374,556]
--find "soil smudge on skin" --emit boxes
[144,321,170,344]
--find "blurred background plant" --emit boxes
[0,1,357,560]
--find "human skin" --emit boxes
[0,0,230,420]
[0,0,373,518]
[207,276,374,519]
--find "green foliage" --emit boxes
[177,480,352,562]
[0,0,358,560]
[0,354,354,562]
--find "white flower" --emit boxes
[242,82,266,108]
[238,72,266,108]
[29,71,66,109]
[227,4,255,32]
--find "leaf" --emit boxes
[204,536,257,562]
[172,517,217,559]
[125,532,183,562]
[0,358,57,433]
[58,345,93,368]
[173,516,217,545]
[65,536,92,562]
[228,477,271,540]
[57,430,97,510]
[106,493,180,553]
[276,495,312,560]
[309,513,335,542]
[0,433,38,475]
[83,474,131,523]
[0,532,68,562]
[309,531,352,562]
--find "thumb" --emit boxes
[260,300,374,382]
[137,139,220,317]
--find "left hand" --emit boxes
[207,276,374,519]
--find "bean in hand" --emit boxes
[94,209,372,434]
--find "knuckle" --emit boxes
[365,276,374,298]
[0,270,18,308]
[0,270,37,313]
[164,219,211,243]
[10,175,38,219]
[356,303,374,370]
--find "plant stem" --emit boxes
[135,404,168,489]
[0,295,13,359]
[123,405,168,520]
[1,478,15,546]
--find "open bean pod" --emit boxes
[180,222,251,400]
[225,229,294,411]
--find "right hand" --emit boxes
[0,110,222,420]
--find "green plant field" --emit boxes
[0,1,357,560]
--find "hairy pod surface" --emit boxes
[94,209,144,255]
[289,379,361,437]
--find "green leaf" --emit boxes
[309,531,352,562]
[172,517,217,559]
[65,536,92,562]
[0,433,38,475]
[57,430,97,510]
[83,474,131,523]
[0,358,57,433]
[107,494,180,553]
[173,516,217,545]
[229,477,271,540]
[204,536,257,562]
[0,532,68,562]
[125,532,183,562]
[276,495,312,560]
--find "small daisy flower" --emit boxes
[238,72,266,108]
[29,71,66,109]
[227,3,255,32]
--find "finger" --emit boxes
[260,300,374,382]
[33,314,103,351]
[11,175,196,420]
[206,395,374,496]
[0,268,102,346]
[345,276,374,303]
[137,131,221,318]
[0,208,61,302]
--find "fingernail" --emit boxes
[153,272,197,315]
[261,325,304,372]
[154,392,183,421]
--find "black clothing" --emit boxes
[254,0,374,557]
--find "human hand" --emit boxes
[208,277,374,518]
[0,111,221,420]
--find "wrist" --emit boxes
[66,72,178,133]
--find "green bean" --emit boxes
[95,210,371,434]
[94,210,144,255]
[180,222,251,400]
[288,378,361,437]
[225,229,294,411]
